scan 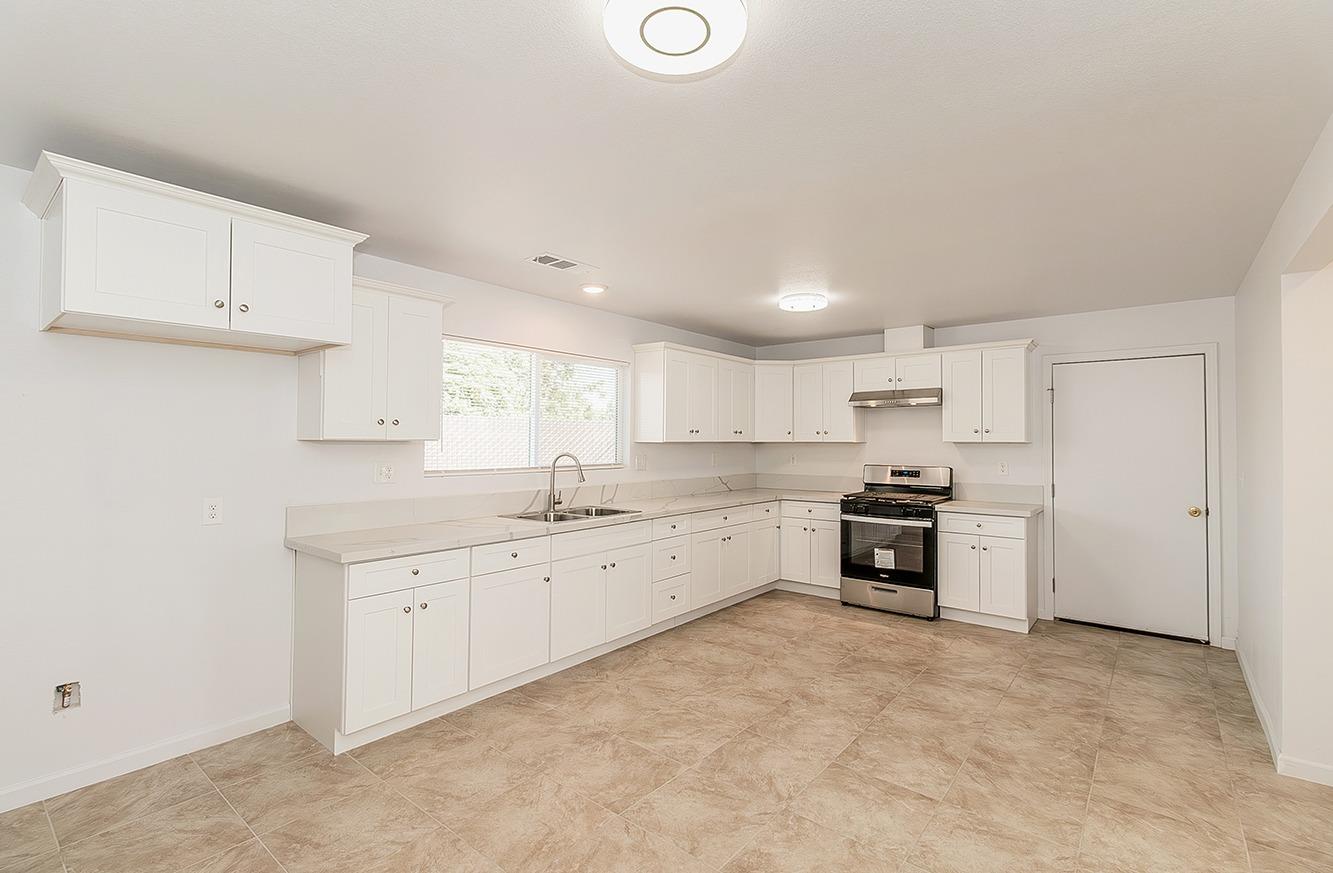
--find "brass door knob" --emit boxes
[1188,506,1203,518]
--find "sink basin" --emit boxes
[560,506,642,518]
[504,510,585,523]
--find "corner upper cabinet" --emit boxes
[23,152,366,353]
[298,279,446,441]
[634,343,752,442]
[941,342,1033,443]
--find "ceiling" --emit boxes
[3,2,1333,345]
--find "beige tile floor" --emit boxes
[4,590,1331,873]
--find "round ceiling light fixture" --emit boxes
[778,292,829,313]
[581,283,609,295]
[604,0,747,76]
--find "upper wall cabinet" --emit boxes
[298,278,447,441]
[941,343,1033,443]
[753,363,794,441]
[634,344,749,443]
[852,353,942,392]
[23,152,367,353]
[717,359,754,441]
[793,361,864,443]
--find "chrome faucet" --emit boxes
[548,453,586,514]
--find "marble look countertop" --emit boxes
[286,488,847,565]
[937,499,1043,518]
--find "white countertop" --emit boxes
[286,488,846,564]
[937,499,1043,518]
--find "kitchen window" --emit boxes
[425,338,627,474]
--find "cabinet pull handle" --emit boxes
[213,299,225,309]
[601,565,607,570]
[787,430,792,435]
[543,576,550,582]
[403,606,412,613]
[511,552,519,558]
[670,594,677,601]
[420,602,429,609]
[973,428,980,434]
[982,546,988,551]
[610,562,616,568]
[392,419,400,426]
[411,568,419,575]
[984,428,990,434]
[238,303,250,313]
[377,418,386,426]
[977,523,983,528]
[670,555,677,560]
[970,545,977,550]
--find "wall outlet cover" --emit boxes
[374,463,395,484]
[998,461,1010,477]
[635,454,647,471]
[202,498,223,525]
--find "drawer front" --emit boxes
[939,513,1025,539]
[652,515,691,539]
[348,549,470,600]
[652,535,691,581]
[751,501,780,523]
[652,577,690,623]
[471,536,552,576]
[551,521,651,561]
[781,501,839,522]
[691,505,753,532]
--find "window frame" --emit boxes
[425,335,629,477]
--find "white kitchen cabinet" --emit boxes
[780,519,811,584]
[793,363,825,441]
[298,281,445,441]
[634,344,733,442]
[897,354,943,389]
[689,529,725,608]
[720,527,752,597]
[550,554,608,662]
[344,589,415,734]
[792,361,863,442]
[753,363,794,441]
[979,536,1026,619]
[411,579,470,711]
[469,564,551,689]
[942,344,1031,443]
[749,517,780,587]
[937,532,982,611]
[717,360,754,441]
[852,357,897,392]
[24,152,366,353]
[810,519,842,589]
[604,543,653,640]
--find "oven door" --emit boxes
[840,513,933,589]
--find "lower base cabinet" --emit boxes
[779,517,840,588]
[750,518,780,586]
[470,564,551,689]
[344,589,415,734]
[551,543,652,661]
[692,526,751,608]
[605,543,653,639]
[410,579,470,712]
[936,512,1037,628]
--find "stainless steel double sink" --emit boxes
[503,506,642,524]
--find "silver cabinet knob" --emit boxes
[670,524,677,530]
[377,418,386,425]
[670,555,677,560]
[610,562,616,568]
[670,594,677,601]
[601,564,608,570]
[238,303,250,313]
[970,545,977,550]
[420,602,429,609]
[982,546,988,551]
[803,527,809,532]
[722,515,728,521]
[984,428,991,434]
[392,419,400,426]
[977,523,982,528]
[511,552,519,558]
[787,430,792,435]
[973,428,980,434]
[411,568,419,575]
[898,377,903,382]
[213,299,225,309]
[824,430,830,435]
[543,576,550,582]
[403,606,412,613]
[807,509,813,514]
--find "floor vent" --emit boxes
[529,252,597,273]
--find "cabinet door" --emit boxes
[896,354,943,390]
[822,361,859,442]
[780,523,811,584]
[731,364,753,440]
[938,533,981,611]
[606,543,653,640]
[61,178,233,329]
[749,520,780,586]
[411,579,469,710]
[689,530,725,608]
[809,519,842,589]
[982,347,1028,442]
[550,554,607,662]
[385,295,444,441]
[687,354,719,440]
[344,589,414,733]
[317,289,389,439]
[852,357,896,392]
[753,364,794,442]
[979,536,1027,619]
[469,565,551,689]
[229,219,352,345]
[792,363,825,441]
[663,350,691,442]
[942,350,983,442]
[721,528,752,597]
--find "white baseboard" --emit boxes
[773,580,840,599]
[1219,636,1237,650]
[1278,752,1333,788]
[939,607,1032,634]
[1236,646,1281,769]
[0,705,290,815]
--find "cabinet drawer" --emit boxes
[691,505,752,532]
[652,515,691,539]
[751,502,780,523]
[652,577,690,623]
[348,549,470,600]
[652,535,691,581]
[471,536,551,576]
[551,521,650,561]
[781,501,839,522]
[939,513,1025,539]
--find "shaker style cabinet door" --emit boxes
[809,520,842,589]
[344,589,414,733]
[411,579,470,710]
[550,554,607,662]
[385,294,443,440]
[605,543,653,640]
[981,347,1029,442]
[318,289,389,439]
[792,364,825,441]
[687,354,719,441]
[978,536,1026,619]
[941,350,984,442]
[690,530,725,608]
[469,565,551,689]
[937,533,981,611]
[229,219,352,345]
[780,523,812,584]
[896,354,942,390]
[753,364,794,442]
[821,361,858,442]
[749,520,780,586]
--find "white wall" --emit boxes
[756,297,1240,642]
[1234,112,1333,769]
[0,162,755,809]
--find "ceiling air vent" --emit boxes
[529,252,597,274]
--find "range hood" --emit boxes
[848,387,943,409]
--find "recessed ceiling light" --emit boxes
[582,283,609,295]
[778,292,828,312]
[604,0,747,77]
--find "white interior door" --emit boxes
[1052,355,1209,640]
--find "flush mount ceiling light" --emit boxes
[581,283,609,295]
[604,0,747,76]
[778,292,829,312]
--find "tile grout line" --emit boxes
[187,752,293,873]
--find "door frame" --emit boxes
[1040,343,1223,646]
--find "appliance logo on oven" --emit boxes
[874,548,896,569]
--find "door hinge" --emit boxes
[1052,576,1056,592]
[1051,482,1055,498]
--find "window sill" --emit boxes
[425,464,626,478]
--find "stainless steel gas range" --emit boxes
[840,465,954,619]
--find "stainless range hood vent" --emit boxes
[848,387,943,409]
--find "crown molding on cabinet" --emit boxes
[353,276,456,308]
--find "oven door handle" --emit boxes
[840,514,933,529]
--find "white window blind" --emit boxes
[425,338,625,473]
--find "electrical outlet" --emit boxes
[998,461,1010,477]
[635,455,647,471]
[789,454,797,466]
[374,463,395,484]
[53,681,81,713]
[202,498,223,525]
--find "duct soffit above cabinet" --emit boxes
[631,338,1037,367]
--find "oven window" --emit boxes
[843,519,925,574]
